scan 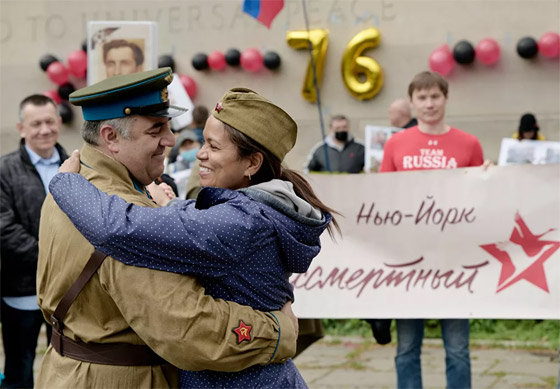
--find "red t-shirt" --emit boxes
[379,126,484,172]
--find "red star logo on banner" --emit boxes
[480,212,559,293]
[232,320,252,343]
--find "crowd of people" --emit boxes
[0,66,551,389]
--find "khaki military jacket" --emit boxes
[36,144,295,388]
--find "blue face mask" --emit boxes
[181,149,199,163]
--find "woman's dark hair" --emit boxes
[517,113,539,140]
[223,122,340,238]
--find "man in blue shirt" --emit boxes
[0,94,68,388]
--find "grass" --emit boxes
[322,319,560,350]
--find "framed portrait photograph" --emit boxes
[87,21,158,85]
[364,125,400,172]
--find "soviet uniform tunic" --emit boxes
[36,144,295,388]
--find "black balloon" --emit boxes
[39,54,59,72]
[225,49,241,66]
[452,40,475,65]
[57,82,75,100]
[158,55,176,72]
[192,53,209,71]
[263,51,281,70]
[81,39,87,52]
[516,37,538,59]
[58,102,74,124]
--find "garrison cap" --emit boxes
[69,67,187,121]
[212,87,297,161]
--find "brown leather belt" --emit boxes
[50,249,165,366]
[50,329,165,366]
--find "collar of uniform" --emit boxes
[79,144,148,196]
[130,174,148,196]
[25,145,60,166]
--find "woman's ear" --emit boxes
[99,125,120,153]
[246,152,264,177]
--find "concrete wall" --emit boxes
[1,0,559,168]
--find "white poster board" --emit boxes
[364,125,401,172]
[498,138,560,166]
[168,74,194,131]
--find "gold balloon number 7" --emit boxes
[287,28,384,102]
[286,29,329,103]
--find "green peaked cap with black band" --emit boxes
[211,87,297,161]
[69,67,187,121]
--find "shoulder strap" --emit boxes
[48,249,166,366]
[50,249,107,332]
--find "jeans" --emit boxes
[395,319,471,389]
[1,301,52,389]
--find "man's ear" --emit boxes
[16,122,24,137]
[99,125,120,153]
[245,152,264,177]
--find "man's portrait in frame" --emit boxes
[102,39,145,78]
[87,21,157,85]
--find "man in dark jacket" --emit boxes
[298,115,365,357]
[305,114,365,173]
[0,94,68,388]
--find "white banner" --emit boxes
[291,164,560,319]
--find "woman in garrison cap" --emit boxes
[49,87,339,388]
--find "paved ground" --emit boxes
[1,330,558,388]
[295,337,559,389]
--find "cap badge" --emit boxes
[164,74,173,84]
[161,88,168,102]
[215,102,223,113]
[232,320,252,343]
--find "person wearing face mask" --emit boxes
[163,130,202,198]
[305,114,365,173]
[166,130,201,173]
[300,114,364,358]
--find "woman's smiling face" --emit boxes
[196,116,252,190]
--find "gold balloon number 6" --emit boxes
[286,29,329,103]
[287,27,384,102]
[342,28,384,101]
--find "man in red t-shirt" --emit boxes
[380,71,482,389]
[381,73,483,172]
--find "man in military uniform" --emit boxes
[36,68,297,388]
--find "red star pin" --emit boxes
[480,212,559,293]
[215,102,223,113]
[232,320,252,343]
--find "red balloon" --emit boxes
[428,44,454,76]
[476,38,500,65]
[67,50,88,78]
[46,62,70,85]
[179,74,197,99]
[207,51,226,71]
[43,89,62,105]
[240,48,263,72]
[538,32,560,58]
